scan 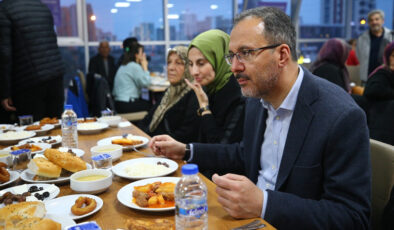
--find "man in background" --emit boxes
[0,0,64,123]
[356,9,392,84]
[88,40,117,91]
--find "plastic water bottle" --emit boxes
[61,104,78,148]
[175,164,208,230]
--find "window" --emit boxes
[86,0,163,42]
[299,0,346,39]
[168,0,234,40]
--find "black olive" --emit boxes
[43,192,50,198]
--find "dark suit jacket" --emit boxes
[88,54,117,90]
[192,69,371,229]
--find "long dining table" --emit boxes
[0,123,275,230]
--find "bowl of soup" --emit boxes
[98,116,122,127]
[70,169,112,194]
[90,144,122,161]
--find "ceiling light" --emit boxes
[126,0,142,2]
[90,15,96,21]
[167,14,179,19]
[210,4,218,10]
[111,8,118,13]
[167,3,174,8]
[115,2,130,7]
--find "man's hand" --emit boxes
[149,135,186,160]
[1,98,16,111]
[185,79,209,108]
[212,173,263,219]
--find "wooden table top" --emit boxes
[1,124,275,230]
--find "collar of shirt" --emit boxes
[260,66,304,112]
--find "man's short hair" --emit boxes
[234,7,297,61]
[367,9,385,22]
[99,40,109,47]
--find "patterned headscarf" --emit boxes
[311,38,351,92]
[188,29,232,95]
[149,46,192,132]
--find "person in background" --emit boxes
[118,37,139,68]
[185,29,245,144]
[346,39,359,66]
[88,41,117,91]
[311,38,351,92]
[149,7,370,229]
[138,46,200,143]
[112,44,151,113]
[364,41,394,100]
[356,9,392,85]
[0,0,64,123]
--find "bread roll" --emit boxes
[12,218,61,230]
[0,201,46,226]
[28,157,62,178]
[44,148,87,172]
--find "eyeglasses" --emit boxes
[225,44,281,65]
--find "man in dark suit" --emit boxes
[88,41,117,90]
[149,7,371,229]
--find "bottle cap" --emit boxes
[181,164,198,175]
[64,104,73,110]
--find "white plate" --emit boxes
[0,131,36,145]
[112,158,178,180]
[0,183,60,207]
[0,170,19,187]
[117,177,179,212]
[0,124,14,133]
[17,124,54,136]
[77,122,109,134]
[45,213,76,230]
[57,147,85,158]
[19,135,62,147]
[45,194,103,220]
[20,163,92,184]
[4,143,51,156]
[97,135,149,150]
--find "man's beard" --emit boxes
[238,62,279,98]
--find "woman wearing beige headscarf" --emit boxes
[138,46,200,143]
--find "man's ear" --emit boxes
[277,44,291,68]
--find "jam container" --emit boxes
[11,149,31,171]
[66,221,102,230]
[91,153,112,170]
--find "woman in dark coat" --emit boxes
[186,29,245,144]
[311,38,351,92]
[138,46,200,143]
[364,41,394,100]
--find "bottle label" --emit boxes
[178,205,208,218]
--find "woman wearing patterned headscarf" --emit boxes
[185,29,245,144]
[364,41,394,100]
[138,46,200,143]
[311,38,351,92]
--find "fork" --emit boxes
[130,145,156,157]
[231,220,266,230]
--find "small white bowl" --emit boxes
[90,144,122,161]
[0,149,12,166]
[70,169,112,194]
[98,116,122,127]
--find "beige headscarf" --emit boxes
[149,46,193,132]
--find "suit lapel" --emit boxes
[248,100,267,183]
[275,70,317,190]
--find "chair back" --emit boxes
[370,139,394,229]
[346,65,361,86]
